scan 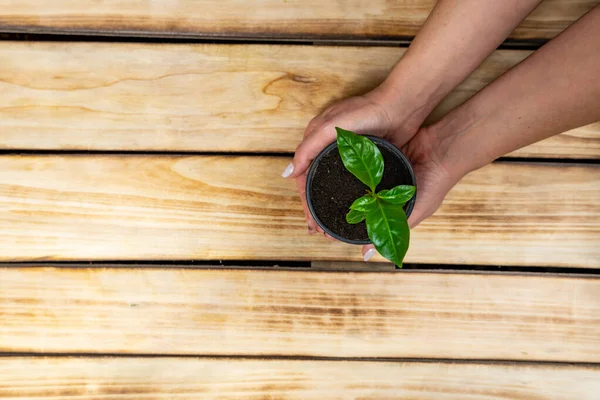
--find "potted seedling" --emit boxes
[306,128,416,267]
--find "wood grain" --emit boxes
[0,0,596,41]
[1,268,599,361]
[1,156,599,267]
[0,42,598,159]
[1,357,599,399]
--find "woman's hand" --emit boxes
[361,126,463,261]
[281,81,464,263]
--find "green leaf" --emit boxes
[365,199,410,268]
[346,209,366,224]
[336,127,384,192]
[349,195,377,212]
[377,185,416,205]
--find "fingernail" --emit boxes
[363,248,377,262]
[282,163,294,178]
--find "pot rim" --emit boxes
[305,135,417,245]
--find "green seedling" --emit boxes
[336,127,415,268]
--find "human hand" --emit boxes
[282,85,426,242]
[360,125,464,261]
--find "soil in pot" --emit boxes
[309,144,413,242]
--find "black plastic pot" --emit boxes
[306,135,417,245]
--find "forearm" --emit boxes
[374,0,543,128]
[433,5,600,178]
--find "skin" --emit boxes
[284,1,600,260]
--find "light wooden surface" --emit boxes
[0,42,598,158]
[1,268,599,361]
[1,5,598,398]
[1,357,599,400]
[0,0,596,40]
[1,156,598,267]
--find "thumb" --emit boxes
[284,123,337,179]
[408,190,444,229]
[407,202,426,229]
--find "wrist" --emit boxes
[428,104,491,180]
[368,57,450,135]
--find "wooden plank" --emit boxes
[0,42,598,159]
[1,156,599,267]
[1,268,599,361]
[0,0,596,41]
[1,357,599,399]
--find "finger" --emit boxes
[361,245,377,262]
[295,173,319,232]
[407,215,421,229]
[304,116,320,138]
[282,118,321,179]
[324,233,337,241]
[407,194,434,229]
[407,203,425,229]
[287,123,337,178]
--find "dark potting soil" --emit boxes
[310,145,413,242]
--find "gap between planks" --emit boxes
[0,31,550,51]
[2,263,600,278]
[2,354,600,367]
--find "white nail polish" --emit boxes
[282,163,294,178]
[363,248,377,262]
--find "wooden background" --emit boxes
[0,1,599,399]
